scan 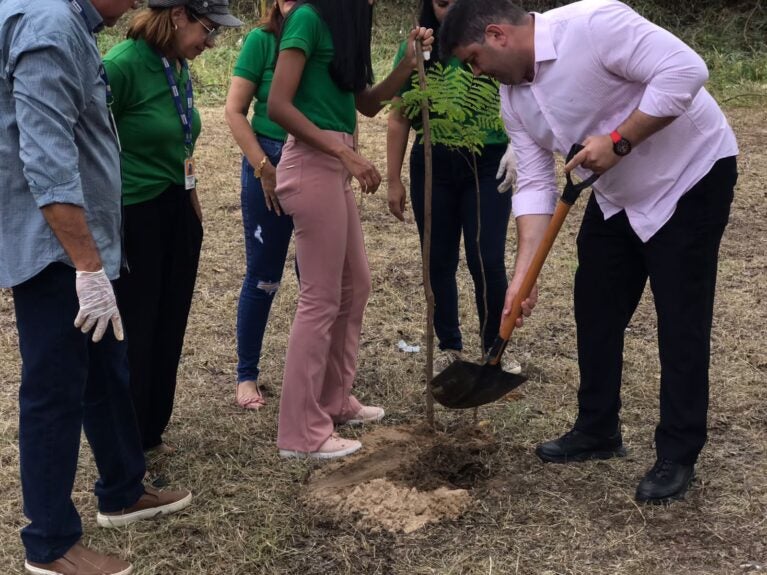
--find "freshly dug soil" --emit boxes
[307,423,497,533]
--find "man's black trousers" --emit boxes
[573,156,737,465]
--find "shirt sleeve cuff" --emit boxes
[30,177,85,209]
[232,67,259,84]
[638,86,694,117]
[280,37,312,56]
[511,188,559,217]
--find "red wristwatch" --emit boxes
[610,130,632,156]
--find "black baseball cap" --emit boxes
[147,0,243,27]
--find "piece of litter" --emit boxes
[397,340,420,353]
[414,40,431,62]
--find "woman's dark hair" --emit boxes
[260,2,285,38]
[293,0,374,93]
[418,0,440,66]
[418,0,440,30]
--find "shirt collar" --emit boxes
[135,38,166,72]
[68,0,105,34]
[532,12,557,68]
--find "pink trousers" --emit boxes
[274,132,370,452]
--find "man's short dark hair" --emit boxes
[440,0,528,59]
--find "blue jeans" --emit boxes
[409,143,511,352]
[237,137,294,383]
[12,263,146,563]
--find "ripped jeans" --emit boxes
[237,136,294,383]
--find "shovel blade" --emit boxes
[429,360,527,409]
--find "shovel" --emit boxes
[429,143,599,409]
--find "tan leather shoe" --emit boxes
[143,442,176,465]
[25,542,132,575]
[96,485,192,528]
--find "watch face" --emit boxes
[614,138,632,156]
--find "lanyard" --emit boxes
[99,62,113,107]
[159,56,195,156]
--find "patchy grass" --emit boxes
[0,105,765,574]
[3,2,767,572]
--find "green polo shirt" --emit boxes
[233,27,286,141]
[104,38,202,206]
[279,5,356,134]
[393,42,507,146]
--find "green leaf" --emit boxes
[389,63,504,154]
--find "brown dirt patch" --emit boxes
[306,424,497,533]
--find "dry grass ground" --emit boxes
[0,105,765,574]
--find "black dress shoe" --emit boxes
[535,429,626,463]
[635,458,694,504]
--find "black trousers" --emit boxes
[114,185,203,450]
[573,157,737,465]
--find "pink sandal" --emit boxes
[236,382,266,410]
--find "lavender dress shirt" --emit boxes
[501,0,738,242]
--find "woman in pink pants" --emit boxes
[268,0,432,459]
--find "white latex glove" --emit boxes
[496,142,517,193]
[74,268,124,342]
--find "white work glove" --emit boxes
[74,268,124,342]
[496,142,517,193]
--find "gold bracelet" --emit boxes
[254,156,268,179]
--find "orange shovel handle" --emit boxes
[487,200,573,364]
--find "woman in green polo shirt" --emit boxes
[225,0,295,412]
[268,0,432,460]
[104,0,242,454]
[386,0,520,376]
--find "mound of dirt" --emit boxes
[307,424,496,533]
[324,478,471,534]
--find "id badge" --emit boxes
[184,156,196,190]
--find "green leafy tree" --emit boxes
[390,62,506,423]
[395,63,504,156]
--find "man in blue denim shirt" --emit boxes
[0,1,193,573]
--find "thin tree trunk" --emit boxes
[415,38,435,428]
[471,152,484,426]
[468,152,489,355]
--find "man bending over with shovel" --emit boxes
[440,0,738,504]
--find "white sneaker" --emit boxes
[279,434,362,460]
[433,349,464,374]
[501,356,522,374]
[345,405,385,426]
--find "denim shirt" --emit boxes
[0,0,122,288]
